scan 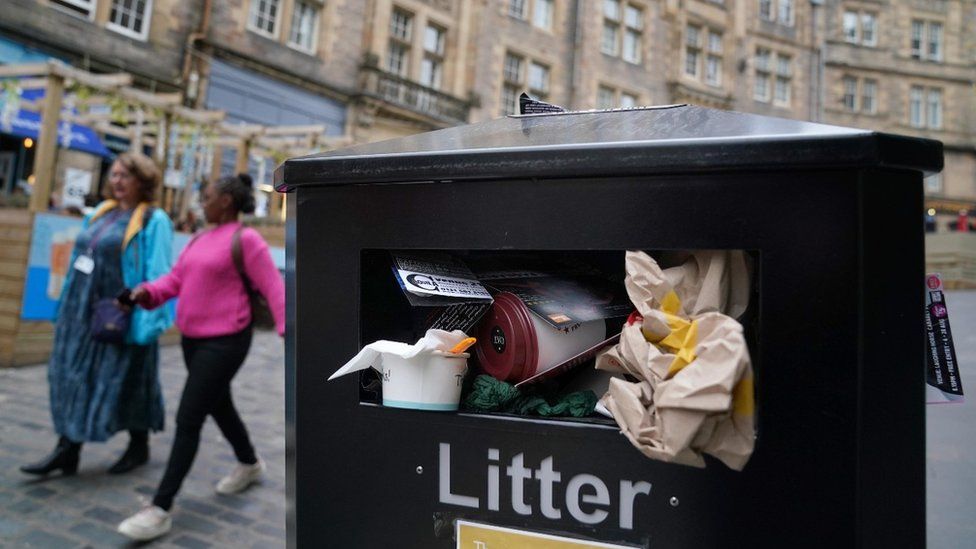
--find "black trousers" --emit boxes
[153,328,256,510]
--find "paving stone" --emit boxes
[179,497,224,517]
[173,511,222,536]
[24,485,57,499]
[69,520,128,547]
[16,529,79,547]
[0,332,286,547]
[10,497,42,515]
[170,535,213,549]
[82,505,127,525]
[216,510,254,526]
[0,516,29,538]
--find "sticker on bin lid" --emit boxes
[475,292,538,382]
[456,520,639,549]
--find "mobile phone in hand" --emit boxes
[116,288,134,307]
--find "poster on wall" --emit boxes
[62,168,92,210]
[21,213,83,320]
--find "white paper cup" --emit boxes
[381,351,469,411]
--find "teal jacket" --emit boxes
[77,201,175,345]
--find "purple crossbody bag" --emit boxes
[89,207,152,344]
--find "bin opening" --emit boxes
[358,249,760,427]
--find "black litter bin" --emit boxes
[274,105,942,548]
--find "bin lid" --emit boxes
[274,104,943,191]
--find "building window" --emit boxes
[386,8,412,76]
[841,76,879,114]
[622,5,643,63]
[602,1,642,64]
[390,8,412,41]
[602,1,621,55]
[509,0,528,19]
[909,85,943,129]
[107,0,153,40]
[50,0,96,19]
[501,52,525,116]
[843,10,877,46]
[861,79,877,114]
[420,24,445,89]
[288,0,319,53]
[248,0,281,37]
[754,48,771,102]
[533,0,554,30]
[861,13,877,46]
[760,0,792,25]
[705,31,723,86]
[527,62,550,100]
[843,76,858,111]
[685,25,701,77]
[755,48,789,106]
[924,173,943,194]
[686,25,723,86]
[773,54,791,106]
[926,88,943,129]
[597,85,638,109]
[910,20,923,58]
[597,86,615,109]
[778,0,794,26]
[911,20,943,62]
[927,22,943,61]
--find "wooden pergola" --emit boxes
[0,60,348,220]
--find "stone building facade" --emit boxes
[1,0,974,216]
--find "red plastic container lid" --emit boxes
[475,292,539,382]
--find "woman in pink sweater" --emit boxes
[118,173,284,541]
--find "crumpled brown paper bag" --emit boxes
[596,251,755,470]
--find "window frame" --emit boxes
[777,0,794,26]
[247,0,282,39]
[527,61,550,99]
[287,0,320,54]
[909,85,924,127]
[842,76,858,112]
[772,53,791,107]
[50,0,97,20]
[500,51,526,116]
[532,0,554,30]
[106,0,154,41]
[861,79,877,114]
[684,24,702,78]
[508,0,528,20]
[386,7,414,77]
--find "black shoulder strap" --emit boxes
[231,226,255,294]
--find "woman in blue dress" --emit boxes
[20,152,174,476]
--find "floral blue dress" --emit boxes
[48,209,165,442]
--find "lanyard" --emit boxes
[85,209,124,255]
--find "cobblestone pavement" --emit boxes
[0,330,285,549]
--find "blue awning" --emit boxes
[2,88,113,158]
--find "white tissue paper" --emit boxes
[328,329,469,381]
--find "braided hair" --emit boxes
[214,173,256,214]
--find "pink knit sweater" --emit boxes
[140,222,285,338]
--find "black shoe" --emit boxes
[20,437,81,476]
[108,442,148,475]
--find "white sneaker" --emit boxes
[216,458,265,494]
[117,505,171,541]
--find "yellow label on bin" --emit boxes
[456,521,638,549]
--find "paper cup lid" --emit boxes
[475,292,538,382]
